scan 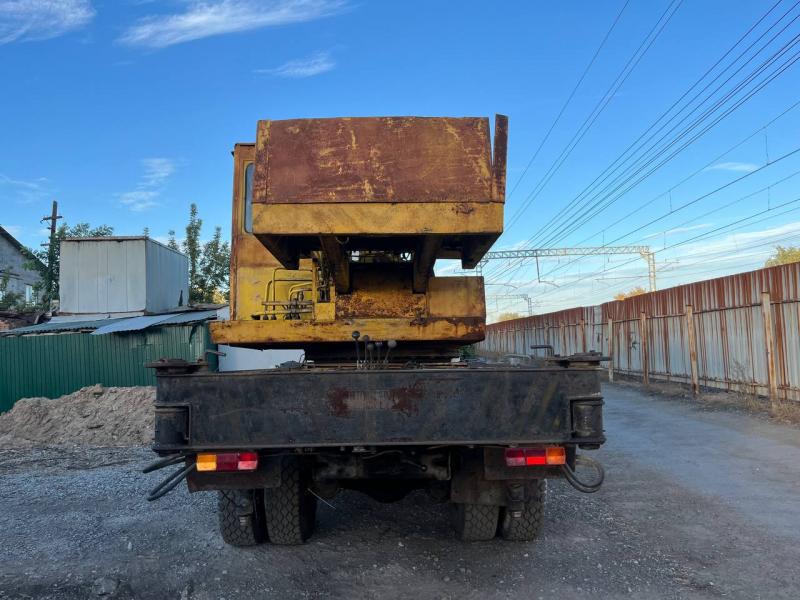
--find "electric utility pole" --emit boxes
[40,200,62,304]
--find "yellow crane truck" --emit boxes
[144,115,606,545]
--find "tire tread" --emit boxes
[218,490,265,547]
[499,479,546,541]
[264,460,316,545]
[454,503,499,541]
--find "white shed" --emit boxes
[59,237,189,317]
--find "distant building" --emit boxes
[0,225,43,306]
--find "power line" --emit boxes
[566,97,800,249]
[505,0,631,202]
[531,14,800,249]
[479,245,656,290]
[487,294,534,316]
[594,226,800,293]
[521,1,800,249]
[533,143,800,282]
[529,193,800,302]
[487,144,795,287]
[522,0,797,247]
[518,0,784,248]
[504,0,684,232]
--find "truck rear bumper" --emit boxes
[151,364,605,452]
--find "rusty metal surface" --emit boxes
[151,366,603,450]
[335,264,426,319]
[253,117,505,204]
[480,262,800,401]
[226,118,498,345]
[229,143,283,321]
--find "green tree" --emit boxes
[197,226,231,303]
[25,222,113,307]
[765,245,800,267]
[183,204,203,303]
[179,204,231,304]
[166,229,179,251]
[0,273,25,311]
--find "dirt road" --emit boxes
[1,383,798,599]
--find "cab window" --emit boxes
[244,162,254,233]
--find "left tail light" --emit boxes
[196,452,259,472]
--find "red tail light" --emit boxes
[196,452,259,472]
[236,452,259,471]
[504,447,566,467]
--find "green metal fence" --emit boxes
[0,323,216,412]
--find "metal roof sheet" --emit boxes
[157,310,220,326]
[2,309,219,337]
[3,317,127,336]
[91,314,175,335]
[90,309,219,335]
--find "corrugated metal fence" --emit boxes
[479,263,800,401]
[0,323,215,412]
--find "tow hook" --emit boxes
[561,454,605,494]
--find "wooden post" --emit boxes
[607,317,614,383]
[580,319,587,353]
[685,304,699,396]
[545,320,552,354]
[761,291,778,403]
[640,311,649,386]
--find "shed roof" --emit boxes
[61,235,186,257]
[1,308,220,336]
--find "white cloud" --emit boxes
[119,0,347,49]
[676,220,800,257]
[705,161,759,173]
[141,157,176,187]
[118,157,176,211]
[0,0,95,44]
[256,50,335,78]
[0,173,51,204]
[119,190,159,212]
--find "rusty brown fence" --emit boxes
[478,262,800,402]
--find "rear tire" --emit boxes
[452,502,499,541]
[264,460,317,545]
[218,489,266,546]
[499,479,546,541]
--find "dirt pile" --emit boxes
[0,385,155,448]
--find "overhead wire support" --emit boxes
[528,192,800,304]
[488,294,535,316]
[477,246,657,292]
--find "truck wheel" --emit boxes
[217,489,266,546]
[452,503,499,541]
[499,480,546,541]
[264,461,317,545]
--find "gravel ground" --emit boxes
[1,383,799,600]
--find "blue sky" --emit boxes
[2,0,799,318]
